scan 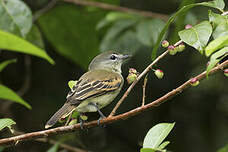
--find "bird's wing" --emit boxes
[66,70,123,105]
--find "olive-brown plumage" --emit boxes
[45,51,130,129]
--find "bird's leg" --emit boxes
[78,113,86,129]
[88,102,106,125]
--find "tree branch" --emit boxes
[0,58,227,146]
[109,40,183,117]
[63,0,169,21]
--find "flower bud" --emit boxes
[127,68,139,84]
[185,24,193,29]
[154,69,164,79]
[162,40,169,48]
[127,74,138,84]
[177,43,185,52]
[190,78,199,86]
[168,45,177,55]
[224,69,228,77]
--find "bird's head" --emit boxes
[88,51,131,73]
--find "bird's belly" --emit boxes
[75,90,120,113]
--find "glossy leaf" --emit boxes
[0,0,32,37]
[38,4,102,69]
[0,59,17,72]
[143,123,175,149]
[217,143,228,152]
[47,143,59,152]
[96,11,136,30]
[0,30,54,64]
[151,0,225,59]
[201,0,225,11]
[100,19,139,53]
[178,21,212,53]
[136,19,165,46]
[205,35,228,56]
[209,10,228,39]
[206,47,228,76]
[0,84,31,109]
[0,147,4,152]
[0,118,16,131]
[26,25,44,49]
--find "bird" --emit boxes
[45,51,130,129]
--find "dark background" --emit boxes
[0,0,227,152]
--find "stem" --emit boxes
[63,0,169,21]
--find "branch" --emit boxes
[63,0,169,21]
[109,40,183,117]
[0,58,227,146]
[33,0,59,22]
[13,130,86,152]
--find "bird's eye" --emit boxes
[110,54,117,60]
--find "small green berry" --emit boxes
[127,68,139,84]
[190,78,199,86]
[168,45,177,55]
[177,43,185,52]
[127,73,138,84]
[154,69,164,79]
[224,69,228,77]
[162,40,169,48]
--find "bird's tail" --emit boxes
[45,103,75,129]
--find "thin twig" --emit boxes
[109,40,183,117]
[63,0,169,21]
[33,0,59,22]
[0,58,226,146]
[13,130,86,152]
[142,74,148,106]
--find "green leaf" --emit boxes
[151,0,225,59]
[136,19,166,46]
[0,84,31,109]
[208,10,228,39]
[0,0,32,37]
[140,148,157,152]
[205,35,228,56]
[0,118,16,131]
[206,47,228,76]
[100,19,139,53]
[217,143,228,152]
[157,141,170,150]
[38,4,103,69]
[0,30,54,64]
[96,11,136,30]
[26,25,44,49]
[143,123,175,149]
[202,0,225,11]
[178,21,212,53]
[0,59,17,72]
[47,143,59,152]
[0,146,5,152]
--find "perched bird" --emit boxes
[45,51,130,129]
